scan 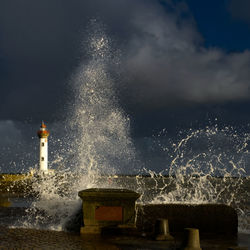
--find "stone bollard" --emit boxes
[182,228,202,250]
[154,219,174,241]
[78,188,140,234]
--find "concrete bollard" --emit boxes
[154,219,174,241]
[183,228,202,250]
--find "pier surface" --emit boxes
[0,226,249,249]
[0,175,249,249]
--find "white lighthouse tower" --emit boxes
[37,121,50,173]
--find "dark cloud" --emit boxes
[0,120,22,145]
[0,0,250,124]
[229,0,250,23]
[0,0,85,121]
[1,0,250,173]
[122,0,250,110]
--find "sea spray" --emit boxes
[17,21,138,230]
[134,126,250,232]
[14,22,250,233]
[67,20,137,181]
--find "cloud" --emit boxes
[0,0,85,121]
[1,0,250,171]
[229,0,250,23]
[0,0,250,121]
[122,0,250,108]
[0,120,22,145]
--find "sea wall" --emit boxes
[0,174,33,194]
[136,203,238,235]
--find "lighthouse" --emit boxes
[37,121,50,172]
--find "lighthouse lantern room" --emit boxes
[37,121,50,172]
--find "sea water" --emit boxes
[5,21,250,234]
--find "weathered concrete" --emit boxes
[0,203,248,249]
[0,226,248,249]
[154,219,174,241]
[78,188,140,234]
[136,204,238,235]
[182,228,202,250]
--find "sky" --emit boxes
[1,0,250,172]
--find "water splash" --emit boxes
[68,20,137,181]
[133,127,250,232]
[17,21,138,230]
[14,22,250,233]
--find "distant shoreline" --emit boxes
[0,172,250,178]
